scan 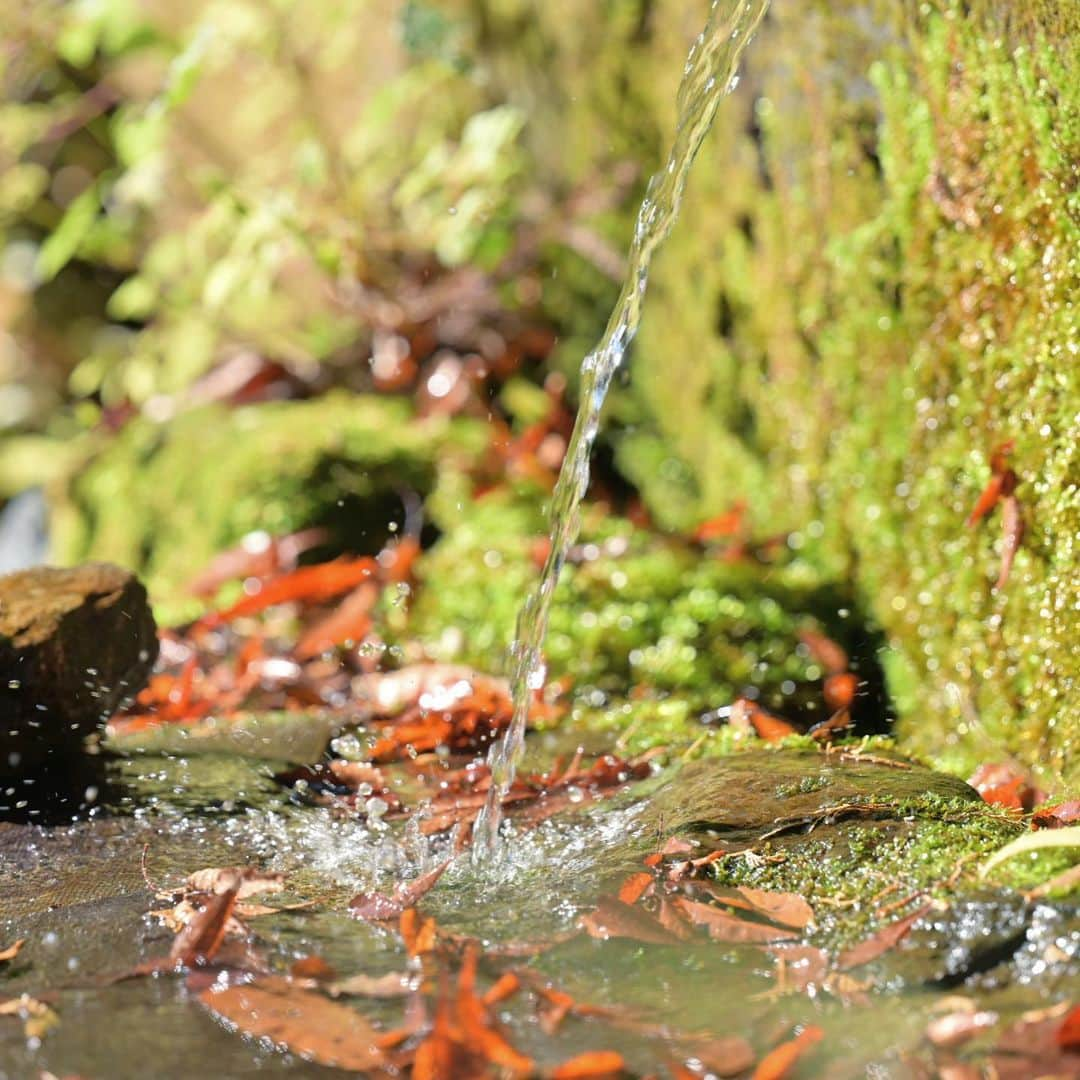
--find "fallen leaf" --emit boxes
[729,698,798,743]
[1057,1004,1080,1052]
[696,885,815,930]
[400,909,437,958]
[995,492,1024,590]
[822,672,859,710]
[349,859,451,921]
[751,1025,823,1080]
[617,872,654,905]
[1032,800,1080,830]
[0,993,60,1040]
[0,939,25,963]
[681,1035,757,1077]
[170,887,240,966]
[835,903,933,970]
[456,947,534,1076]
[482,972,521,1007]
[926,1008,998,1048]
[581,896,685,945]
[550,1049,627,1078]
[965,440,1015,527]
[328,972,412,999]
[295,581,378,659]
[673,898,797,944]
[200,975,387,1071]
[289,955,336,981]
[185,867,285,900]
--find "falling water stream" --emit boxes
[473,0,771,862]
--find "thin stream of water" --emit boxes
[473,0,771,864]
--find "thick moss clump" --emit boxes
[468,1,1080,784]
[402,490,850,718]
[51,394,486,622]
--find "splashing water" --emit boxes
[473,0,771,864]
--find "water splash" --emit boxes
[473,0,771,865]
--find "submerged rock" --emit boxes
[0,563,157,817]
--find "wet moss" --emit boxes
[469,0,1080,784]
[402,489,848,716]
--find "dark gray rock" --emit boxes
[0,563,157,787]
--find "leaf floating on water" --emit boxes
[673,898,798,944]
[979,826,1080,878]
[581,896,686,946]
[680,1035,757,1077]
[550,1049,627,1078]
[616,871,654,905]
[696,885,815,930]
[327,971,412,999]
[925,1006,998,1048]
[184,866,285,899]
[751,1025,823,1080]
[200,975,388,1071]
[835,903,933,970]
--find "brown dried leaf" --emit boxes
[681,1035,757,1077]
[170,888,240,966]
[349,859,451,922]
[200,975,387,1071]
[0,939,24,963]
[581,896,685,946]
[673,898,798,944]
[697,885,815,930]
[328,972,412,999]
[184,867,284,900]
[835,903,933,970]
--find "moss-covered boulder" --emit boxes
[467,0,1080,784]
[49,394,487,623]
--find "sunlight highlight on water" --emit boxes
[473,0,772,865]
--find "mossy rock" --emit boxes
[643,748,1078,948]
[50,394,487,624]
[468,0,1080,784]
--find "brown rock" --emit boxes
[0,563,157,771]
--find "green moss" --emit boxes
[53,393,487,623]
[470,0,1080,785]
[710,794,1026,944]
[401,488,854,717]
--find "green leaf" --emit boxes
[979,826,1080,878]
[35,185,100,282]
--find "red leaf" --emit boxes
[349,859,451,922]
[295,582,378,659]
[551,1050,627,1078]
[1056,1004,1080,1051]
[203,557,377,626]
[617,872,654,905]
[751,1025,824,1080]
[1032,800,1080,830]
[201,975,387,1071]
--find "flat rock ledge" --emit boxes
[0,563,157,774]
